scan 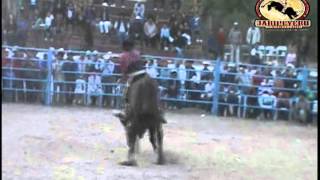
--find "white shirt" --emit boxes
[204,82,214,97]
[102,60,115,76]
[74,79,86,94]
[45,14,54,28]
[87,75,102,94]
[246,27,261,45]
[146,64,158,78]
[258,93,277,109]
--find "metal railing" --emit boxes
[2,45,317,120]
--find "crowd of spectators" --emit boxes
[2,46,318,124]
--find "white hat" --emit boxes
[92,50,98,55]
[57,48,64,52]
[227,62,235,67]
[85,50,91,56]
[103,51,113,59]
[286,63,295,69]
[234,22,238,25]
[203,61,210,65]
[102,2,108,7]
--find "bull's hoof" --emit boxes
[156,157,166,165]
[119,160,138,166]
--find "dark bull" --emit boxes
[263,1,299,19]
[115,71,166,166]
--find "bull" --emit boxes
[114,62,166,166]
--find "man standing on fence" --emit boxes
[246,20,261,49]
[228,22,242,64]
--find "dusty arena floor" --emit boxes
[2,103,317,180]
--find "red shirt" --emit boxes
[119,50,140,75]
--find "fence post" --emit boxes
[45,48,53,105]
[301,66,308,90]
[211,58,221,115]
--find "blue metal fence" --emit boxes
[2,45,318,120]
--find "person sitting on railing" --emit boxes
[258,90,277,120]
[235,65,252,95]
[167,70,181,110]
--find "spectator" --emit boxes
[101,52,116,107]
[167,70,181,109]
[12,50,26,102]
[235,65,251,94]
[84,4,96,25]
[226,86,240,117]
[276,92,290,120]
[129,18,144,47]
[66,2,76,33]
[170,0,181,10]
[158,59,170,94]
[296,35,309,67]
[258,90,277,120]
[44,11,54,41]
[246,20,261,48]
[4,14,17,44]
[160,23,171,51]
[146,59,158,78]
[174,30,188,58]
[228,22,242,64]
[23,54,40,103]
[217,26,226,59]
[16,16,29,46]
[74,75,86,105]
[293,91,310,123]
[84,22,94,50]
[153,0,165,10]
[53,48,66,104]
[184,60,199,103]
[200,76,214,112]
[114,15,130,46]
[29,0,38,12]
[207,30,220,59]
[144,17,158,48]
[62,53,78,105]
[246,87,258,118]
[133,2,145,19]
[37,53,48,104]
[200,61,212,82]
[87,68,103,106]
[285,45,297,66]
[250,51,262,65]
[103,0,116,7]
[99,4,111,35]
[2,49,14,102]
[190,12,201,43]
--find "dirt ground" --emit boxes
[2,103,317,180]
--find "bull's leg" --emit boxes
[156,125,165,165]
[149,127,157,151]
[120,129,138,166]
